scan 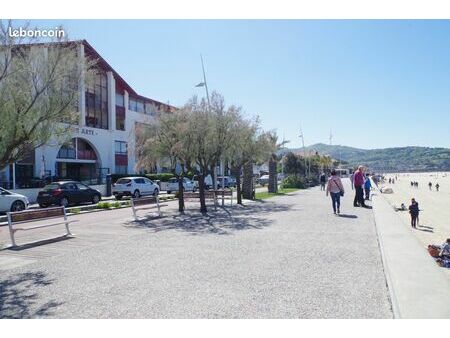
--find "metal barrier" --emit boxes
[6,206,75,247]
[130,196,161,221]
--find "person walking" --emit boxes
[364,174,372,200]
[319,172,327,191]
[436,183,440,192]
[349,171,355,190]
[409,198,419,229]
[326,169,345,215]
[353,166,367,207]
[428,182,432,190]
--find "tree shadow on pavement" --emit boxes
[124,200,293,236]
[0,271,62,318]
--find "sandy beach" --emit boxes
[376,172,450,258]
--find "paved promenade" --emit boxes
[0,181,392,318]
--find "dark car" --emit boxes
[37,181,102,208]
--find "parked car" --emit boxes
[0,187,30,212]
[37,181,102,208]
[192,175,213,190]
[166,177,196,194]
[258,174,270,186]
[217,176,236,189]
[113,177,159,200]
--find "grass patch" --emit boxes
[255,188,299,200]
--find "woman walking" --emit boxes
[326,169,345,215]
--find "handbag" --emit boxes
[332,179,344,197]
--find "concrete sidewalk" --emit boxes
[0,183,391,318]
[372,191,450,318]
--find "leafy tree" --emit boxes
[266,131,289,193]
[227,115,262,204]
[135,109,193,212]
[0,20,92,170]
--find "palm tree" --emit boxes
[267,132,289,193]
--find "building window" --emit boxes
[57,139,76,159]
[115,141,127,155]
[115,93,124,107]
[145,102,156,115]
[136,100,144,113]
[116,106,125,131]
[129,98,137,111]
[116,91,125,131]
[129,97,145,113]
[115,165,127,174]
[85,71,108,129]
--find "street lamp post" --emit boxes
[195,55,224,192]
[299,126,307,177]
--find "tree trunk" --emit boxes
[268,155,278,193]
[177,175,185,213]
[232,164,242,205]
[198,173,207,214]
[242,161,254,200]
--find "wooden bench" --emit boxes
[6,206,75,247]
[213,189,233,206]
[130,196,162,221]
[184,191,218,210]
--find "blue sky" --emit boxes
[20,20,450,149]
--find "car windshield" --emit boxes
[169,178,177,183]
[42,183,60,191]
[116,178,131,184]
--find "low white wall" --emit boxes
[12,184,107,203]
[11,188,40,204]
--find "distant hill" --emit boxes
[280,143,450,172]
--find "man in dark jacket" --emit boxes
[409,198,419,228]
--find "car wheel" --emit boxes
[153,188,159,196]
[10,200,25,212]
[92,194,100,204]
[133,190,141,198]
[39,203,48,208]
[115,195,123,200]
[59,197,69,207]
[167,191,171,194]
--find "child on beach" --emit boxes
[364,175,372,200]
[409,198,419,229]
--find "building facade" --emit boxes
[0,40,176,189]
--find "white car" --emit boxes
[258,174,270,186]
[0,187,30,213]
[166,178,196,194]
[112,177,159,200]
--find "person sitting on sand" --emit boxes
[409,198,419,229]
[440,239,450,258]
[400,203,406,210]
